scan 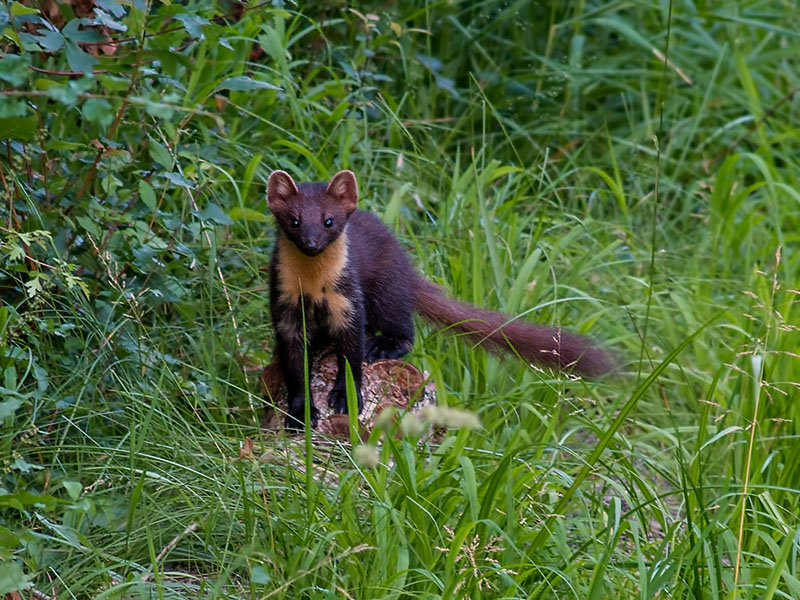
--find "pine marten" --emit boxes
[267,169,614,429]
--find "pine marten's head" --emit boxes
[268,170,358,257]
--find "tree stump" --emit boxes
[260,353,437,439]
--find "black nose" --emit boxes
[305,240,318,250]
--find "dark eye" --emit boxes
[290,218,300,228]
[324,218,334,228]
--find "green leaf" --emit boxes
[761,529,796,600]
[163,171,194,189]
[45,83,78,105]
[97,0,126,18]
[82,98,115,128]
[0,97,27,118]
[4,241,25,262]
[251,565,271,584]
[259,26,285,62]
[9,1,39,16]
[0,397,23,419]
[0,53,29,86]
[0,116,36,140]
[228,206,269,222]
[12,456,41,473]
[63,481,83,501]
[33,364,48,396]
[0,525,20,549]
[149,137,173,168]
[139,179,157,210]
[175,13,208,39]
[132,93,178,119]
[0,490,57,510]
[76,215,101,238]
[0,561,33,595]
[24,29,64,51]
[64,40,98,74]
[197,202,233,225]
[94,7,127,32]
[24,275,44,298]
[17,32,45,51]
[218,76,281,92]
[63,19,107,43]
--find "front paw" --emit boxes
[284,397,319,432]
[326,380,363,415]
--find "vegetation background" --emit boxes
[1,0,798,597]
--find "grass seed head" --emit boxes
[420,405,481,430]
[353,444,380,468]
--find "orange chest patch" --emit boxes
[276,232,353,330]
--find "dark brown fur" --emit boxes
[268,170,614,429]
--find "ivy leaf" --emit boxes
[96,0,126,18]
[0,116,35,140]
[17,32,46,51]
[33,29,65,51]
[139,179,157,210]
[82,98,115,128]
[63,18,107,43]
[64,40,98,74]
[0,53,30,86]
[0,561,33,595]
[93,8,127,32]
[218,76,281,92]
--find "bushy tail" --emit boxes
[413,278,615,377]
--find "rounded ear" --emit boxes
[268,170,299,210]
[326,170,358,213]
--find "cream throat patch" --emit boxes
[276,230,353,330]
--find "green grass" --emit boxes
[1,0,799,598]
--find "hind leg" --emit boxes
[365,310,414,362]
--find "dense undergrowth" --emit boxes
[1,0,799,598]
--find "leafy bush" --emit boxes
[1,0,799,598]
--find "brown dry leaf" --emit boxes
[238,437,255,461]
